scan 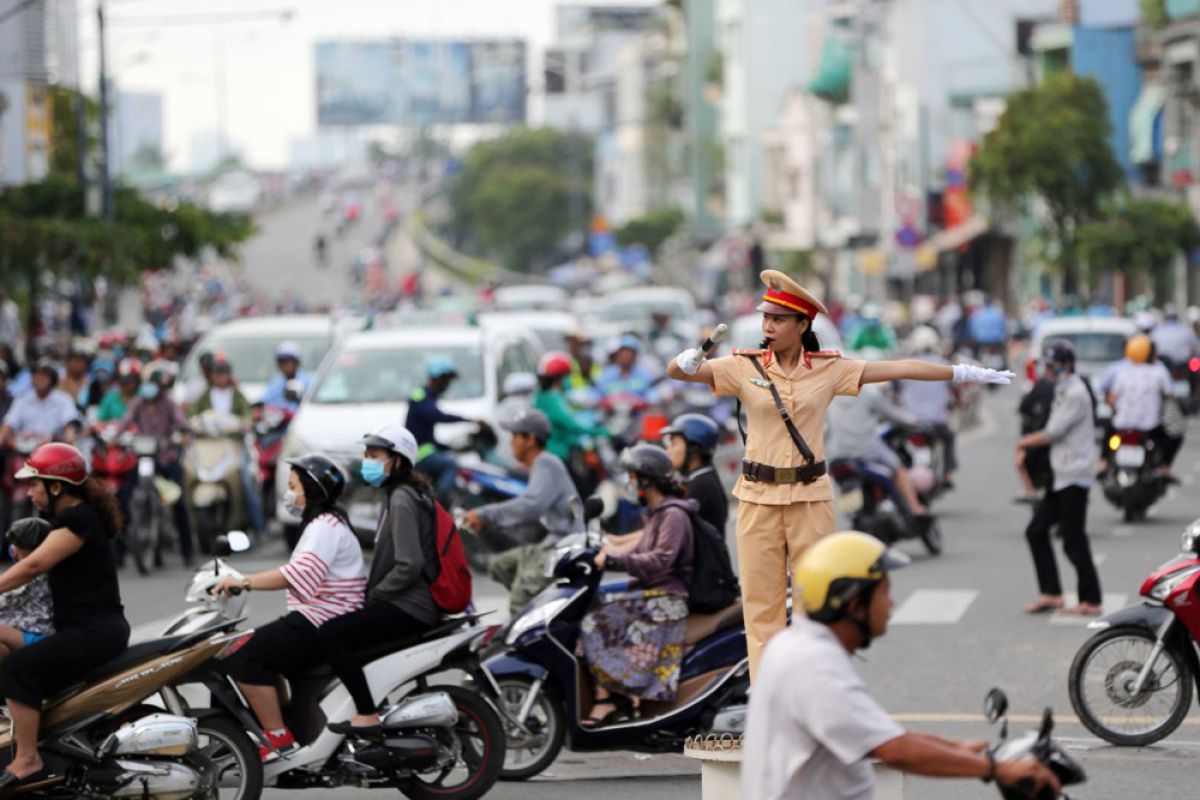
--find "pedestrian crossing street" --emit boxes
[890,588,1129,627]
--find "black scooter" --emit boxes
[982,688,1086,799]
[477,497,749,781]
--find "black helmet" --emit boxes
[286,453,347,504]
[1042,338,1076,367]
[5,517,50,552]
[618,444,676,482]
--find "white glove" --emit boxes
[952,363,1015,385]
[675,347,704,376]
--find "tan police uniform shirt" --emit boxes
[709,351,866,505]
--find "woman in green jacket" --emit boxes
[532,352,608,462]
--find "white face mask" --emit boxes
[283,489,304,517]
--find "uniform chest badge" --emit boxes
[750,378,772,389]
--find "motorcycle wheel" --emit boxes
[919,518,943,556]
[1068,625,1192,747]
[496,678,565,781]
[397,685,504,800]
[196,715,264,800]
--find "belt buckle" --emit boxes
[775,466,797,483]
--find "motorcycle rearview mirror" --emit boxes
[983,688,1008,725]
[1038,707,1054,741]
[584,496,605,523]
[226,530,252,553]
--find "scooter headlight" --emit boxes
[1149,565,1200,601]
[505,597,572,646]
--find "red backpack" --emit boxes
[427,501,473,614]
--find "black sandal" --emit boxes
[580,701,619,729]
[0,766,58,794]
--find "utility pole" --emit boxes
[97,0,114,223]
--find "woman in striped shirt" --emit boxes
[215,453,365,760]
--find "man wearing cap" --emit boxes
[461,409,583,614]
[260,341,313,413]
[595,335,656,400]
[406,357,472,499]
[668,270,1014,680]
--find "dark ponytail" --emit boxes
[383,454,433,499]
[67,477,124,539]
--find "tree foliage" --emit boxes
[449,127,593,272]
[615,206,684,255]
[969,73,1122,294]
[1078,196,1198,298]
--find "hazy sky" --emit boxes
[78,0,655,171]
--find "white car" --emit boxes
[729,312,844,353]
[492,285,569,312]
[477,311,578,351]
[1025,316,1136,390]
[176,314,360,405]
[586,287,700,343]
[276,324,543,534]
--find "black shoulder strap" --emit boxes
[739,355,817,464]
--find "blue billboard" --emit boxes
[316,39,527,127]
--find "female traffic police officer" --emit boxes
[667,270,1013,680]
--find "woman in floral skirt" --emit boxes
[577,443,695,727]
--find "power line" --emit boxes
[0,0,42,29]
[107,8,294,26]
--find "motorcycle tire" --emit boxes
[495,678,565,782]
[397,685,505,800]
[127,490,156,577]
[1068,625,1192,747]
[195,714,264,800]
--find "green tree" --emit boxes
[1078,196,1198,301]
[969,73,1123,295]
[449,127,593,271]
[615,206,685,255]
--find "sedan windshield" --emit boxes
[182,333,332,384]
[1049,332,1128,363]
[311,345,485,404]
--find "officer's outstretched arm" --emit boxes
[666,357,714,384]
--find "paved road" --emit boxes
[116,390,1200,797]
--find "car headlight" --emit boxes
[1149,565,1200,601]
[505,596,572,646]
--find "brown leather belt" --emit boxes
[742,459,826,485]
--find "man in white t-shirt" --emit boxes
[743,532,1057,799]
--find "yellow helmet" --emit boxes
[1125,334,1152,364]
[795,531,910,622]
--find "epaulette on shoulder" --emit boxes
[808,350,842,359]
[732,349,768,356]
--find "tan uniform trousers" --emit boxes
[736,498,837,682]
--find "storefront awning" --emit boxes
[926,215,989,253]
[808,37,852,104]
[1129,82,1166,166]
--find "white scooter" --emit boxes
[157,533,506,800]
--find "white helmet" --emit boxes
[908,326,940,354]
[361,423,418,465]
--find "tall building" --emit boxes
[110,90,164,176]
[0,0,78,186]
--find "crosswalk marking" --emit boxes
[1047,593,1128,625]
[891,589,977,625]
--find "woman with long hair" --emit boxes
[322,423,441,734]
[667,270,1014,681]
[577,443,695,728]
[0,444,130,790]
[214,453,365,759]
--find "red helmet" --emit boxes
[16,443,88,486]
[538,351,573,379]
[117,358,143,380]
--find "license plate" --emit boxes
[838,488,864,514]
[137,458,156,478]
[1115,446,1145,468]
[1174,380,1190,398]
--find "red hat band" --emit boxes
[763,288,819,318]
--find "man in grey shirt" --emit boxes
[1016,339,1103,615]
[463,408,582,613]
[828,382,929,517]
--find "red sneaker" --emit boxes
[258,728,299,762]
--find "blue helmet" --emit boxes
[426,356,458,380]
[661,413,720,454]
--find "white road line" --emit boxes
[891,589,977,625]
[1048,593,1128,625]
